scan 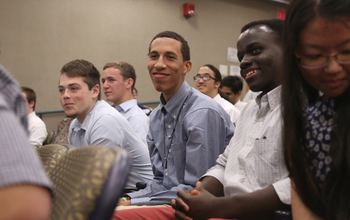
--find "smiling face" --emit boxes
[102,67,131,106]
[147,37,192,101]
[58,74,99,123]
[297,17,350,100]
[195,66,220,98]
[237,25,283,93]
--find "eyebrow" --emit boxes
[302,38,350,49]
[58,83,81,88]
[196,73,211,75]
[149,50,178,56]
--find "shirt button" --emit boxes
[168,125,172,129]
[169,149,172,153]
[240,170,245,175]
[165,172,168,176]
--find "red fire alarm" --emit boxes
[183,3,195,17]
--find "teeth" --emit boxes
[246,70,257,77]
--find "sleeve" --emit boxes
[201,144,230,183]
[0,102,52,189]
[127,108,234,206]
[127,112,149,144]
[181,108,234,185]
[272,177,291,205]
[28,118,48,146]
[88,114,125,148]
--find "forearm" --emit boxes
[291,182,324,220]
[0,184,51,220]
[212,185,288,220]
[200,176,224,197]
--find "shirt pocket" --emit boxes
[252,135,282,187]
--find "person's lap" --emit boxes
[113,206,236,220]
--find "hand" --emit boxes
[117,197,131,206]
[172,189,193,220]
[173,181,218,220]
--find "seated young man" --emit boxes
[113,31,234,219]
[58,59,153,192]
[172,18,290,220]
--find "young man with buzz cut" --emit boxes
[58,59,153,192]
[113,31,234,220]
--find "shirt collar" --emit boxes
[159,81,191,117]
[116,99,137,113]
[255,85,281,111]
[72,100,100,131]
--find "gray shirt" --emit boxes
[69,100,153,190]
[127,81,234,205]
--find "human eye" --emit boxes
[304,54,322,60]
[252,47,262,55]
[148,53,158,59]
[71,87,79,92]
[58,88,64,94]
[340,50,350,56]
[203,76,210,80]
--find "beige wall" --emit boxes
[0,0,287,130]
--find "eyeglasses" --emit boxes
[297,52,350,69]
[193,75,217,81]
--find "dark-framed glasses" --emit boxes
[193,75,217,81]
[298,52,350,69]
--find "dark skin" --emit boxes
[171,25,288,220]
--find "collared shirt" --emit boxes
[28,111,48,146]
[116,99,149,145]
[127,81,234,205]
[234,100,247,112]
[69,100,153,190]
[0,64,52,190]
[204,86,291,205]
[213,94,241,124]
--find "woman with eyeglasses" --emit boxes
[282,0,350,219]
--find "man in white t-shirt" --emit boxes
[22,86,48,146]
[194,64,240,124]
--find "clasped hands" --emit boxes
[171,181,219,220]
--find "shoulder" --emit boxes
[186,91,229,117]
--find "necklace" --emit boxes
[162,91,191,169]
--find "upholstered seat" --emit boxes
[48,145,131,220]
[52,117,74,145]
[43,129,56,145]
[36,144,71,173]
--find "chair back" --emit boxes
[52,117,74,144]
[43,130,56,145]
[36,144,70,173]
[48,145,131,220]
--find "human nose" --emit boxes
[102,81,108,89]
[324,56,343,74]
[240,55,252,71]
[61,89,70,99]
[154,56,166,70]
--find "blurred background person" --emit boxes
[220,75,247,111]
[22,86,48,146]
